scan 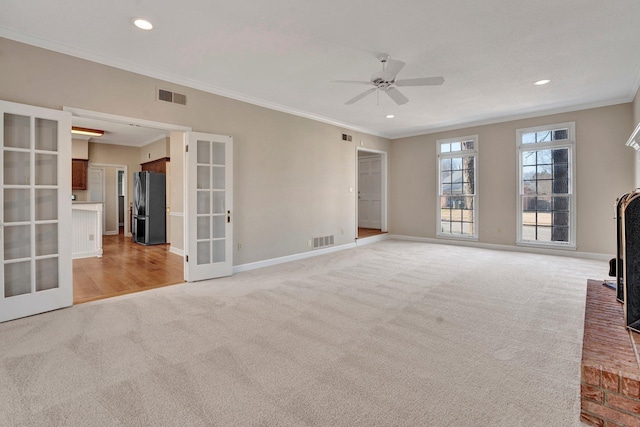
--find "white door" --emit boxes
[358,156,382,229]
[0,100,72,323]
[185,132,233,281]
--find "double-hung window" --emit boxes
[516,122,576,248]
[437,136,478,239]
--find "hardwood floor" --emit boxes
[73,234,184,304]
[358,227,387,238]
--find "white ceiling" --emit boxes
[1,0,639,139]
[72,116,168,147]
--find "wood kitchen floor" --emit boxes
[73,234,184,304]
[358,228,387,238]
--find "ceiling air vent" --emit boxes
[158,88,187,106]
[342,133,352,142]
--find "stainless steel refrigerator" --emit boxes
[132,171,166,245]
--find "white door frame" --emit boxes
[117,168,126,232]
[355,147,387,237]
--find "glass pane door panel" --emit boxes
[35,224,57,256]
[35,189,57,221]
[212,142,225,165]
[197,241,210,265]
[36,258,58,291]
[212,191,225,214]
[212,167,225,189]
[197,166,210,189]
[3,113,30,149]
[35,118,58,151]
[212,216,225,238]
[4,189,30,222]
[212,240,225,263]
[197,191,210,214]
[4,151,30,185]
[4,225,30,260]
[4,261,31,297]
[197,216,210,240]
[35,153,57,185]
[197,140,210,163]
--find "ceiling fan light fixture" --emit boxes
[71,126,104,137]
[534,79,551,86]
[133,18,153,30]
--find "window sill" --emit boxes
[437,233,479,242]
[516,241,576,251]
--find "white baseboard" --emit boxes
[103,230,118,236]
[233,242,357,274]
[169,246,185,257]
[356,233,389,246]
[72,250,102,259]
[388,234,612,261]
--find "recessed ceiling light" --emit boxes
[534,79,550,86]
[133,18,153,30]
[386,114,395,119]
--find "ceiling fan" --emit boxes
[334,54,444,106]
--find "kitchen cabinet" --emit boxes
[141,157,169,174]
[72,158,88,190]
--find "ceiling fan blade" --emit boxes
[382,59,406,80]
[333,80,373,85]
[395,76,445,86]
[386,87,409,105]
[345,88,377,105]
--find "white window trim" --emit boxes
[436,135,479,241]
[516,122,576,250]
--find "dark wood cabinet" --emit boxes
[72,158,88,190]
[141,157,169,174]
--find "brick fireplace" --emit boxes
[581,280,640,426]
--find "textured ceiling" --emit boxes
[1,0,639,138]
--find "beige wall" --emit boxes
[0,38,390,266]
[169,131,185,252]
[633,86,640,126]
[71,138,88,159]
[140,137,170,164]
[390,103,634,255]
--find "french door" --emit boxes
[0,100,72,322]
[185,132,233,281]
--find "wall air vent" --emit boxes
[342,133,352,142]
[158,88,187,106]
[313,235,335,250]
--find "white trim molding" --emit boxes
[388,234,610,261]
[233,242,358,274]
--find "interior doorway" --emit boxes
[66,107,190,304]
[356,148,388,239]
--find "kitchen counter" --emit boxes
[71,202,103,259]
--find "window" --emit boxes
[517,122,575,248]
[437,136,478,239]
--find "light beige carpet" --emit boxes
[0,240,605,426]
